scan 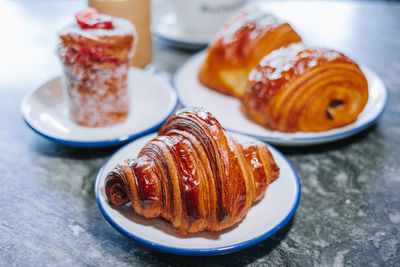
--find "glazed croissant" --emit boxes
[105,108,279,234]
[243,43,369,132]
[198,7,302,98]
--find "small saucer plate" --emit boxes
[174,51,388,146]
[153,14,212,49]
[95,132,300,255]
[22,68,178,147]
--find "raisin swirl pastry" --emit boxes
[105,108,279,234]
[243,43,369,132]
[198,8,302,98]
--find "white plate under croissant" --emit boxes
[174,51,388,146]
[95,132,300,255]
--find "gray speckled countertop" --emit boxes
[1,0,399,266]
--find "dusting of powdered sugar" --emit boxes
[59,17,136,40]
[63,64,130,127]
[58,16,137,68]
[221,7,283,45]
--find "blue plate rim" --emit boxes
[21,75,178,148]
[94,132,301,256]
[173,51,388,145]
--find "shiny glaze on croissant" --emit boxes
[198,8,302,98]
[105,108,279,234]
[243,43,369,132]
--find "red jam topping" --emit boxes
[75,7,114,29]
[63,44,121,66]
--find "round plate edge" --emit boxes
[21,71,179,148]
[94,132,301,255]
[173,52,388,146]
[153,30,209,50]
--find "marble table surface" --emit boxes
[0,0,399,266]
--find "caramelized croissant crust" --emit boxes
[242,43,369,132]
[105,108,279,234]
[198,8,302,98]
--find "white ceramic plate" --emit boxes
[22,68,177,147]
[174,51,388,146]
[152,14,211,49]
[95,132,300,255]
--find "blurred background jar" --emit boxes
[89,0,153,68]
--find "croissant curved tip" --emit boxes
[105,172,130,206]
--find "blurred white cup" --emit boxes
[170,0,245,35]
